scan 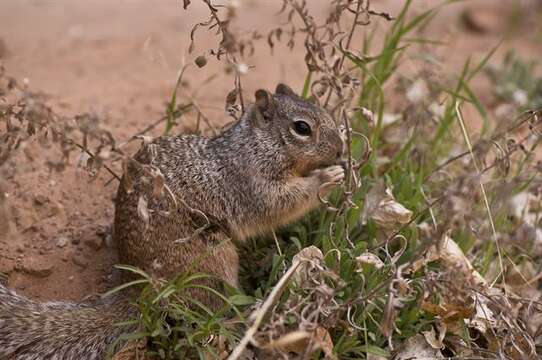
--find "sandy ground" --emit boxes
[0,0,541,301]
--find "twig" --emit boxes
[425,108,540,181]
[369,195,445,251]
[42,124,122,182]
[227,260,302,360]
[455,102,505,289]
[117,103,193,149]
[324,0,365,108]
[71,141,121,182]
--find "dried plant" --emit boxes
[2,0,542,358]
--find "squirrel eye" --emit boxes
[293,120,311,136]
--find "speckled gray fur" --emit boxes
[0,84,344,359]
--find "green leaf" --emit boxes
[102,279,149,298]
[152,285,178,304]
[114,264,152,280]
[228,294,256,306]
[363,344,390,357]
[301,71,312,99]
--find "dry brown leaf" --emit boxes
[262,327,334,359]
[313,326,334,359]
[371,188,412,228]
[225,88,238,109]
[412,234,486,287]
[137,195,150,228]
[204,334,229,360]
[414,235,500,335]
[422,326,444,350]
[135,135,153,144]
[394,334,444,360]
[467,292,498,334]
[151,170,165,198]
[291,245,324,287]
[356,252,384,270]
[421,301,474,324]
[262,330,310,353]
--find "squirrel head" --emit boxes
[249,83,344,176]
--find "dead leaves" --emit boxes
[393,334,444,360]
[291,245,324,287]
[181,0,191,10]
[356,251,385,270]
[261,327,333,358]
[371,188,412,229]
[408,234,538,358]
[412,234,486,287]
[137,196,149,229]
[229,247,339,360]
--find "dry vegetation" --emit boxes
[2,0,542,359]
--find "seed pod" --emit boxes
[195,55,207,68]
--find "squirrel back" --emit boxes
[0,84,344,359]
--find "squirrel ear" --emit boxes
[275,83,297,97]
[254,89,275,121]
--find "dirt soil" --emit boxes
[0,0,541,302]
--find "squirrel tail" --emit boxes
[0,284,135,360]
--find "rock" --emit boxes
[56,236,69,248]
[49,201,65,218]
[72,254,89,268]
[33,194,49,205]
[0,258,16,275]
[20,256,54,278]
[84,236,103,251]
[71,236,80,245]
[13,206,38,231]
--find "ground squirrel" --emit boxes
[0,84,345,359]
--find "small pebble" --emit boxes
[56,236,69,248]
[84,236,103,251]
[20,256,54,278]
[72,254,89,268]
[33,194,48,205]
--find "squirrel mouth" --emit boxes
[293,157,344,177]
[310,158,345,173]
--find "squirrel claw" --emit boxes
[311,165,345,186]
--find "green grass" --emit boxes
[114,1,542,358]
[486,49,542,110]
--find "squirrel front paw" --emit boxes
[310,165,345,193]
